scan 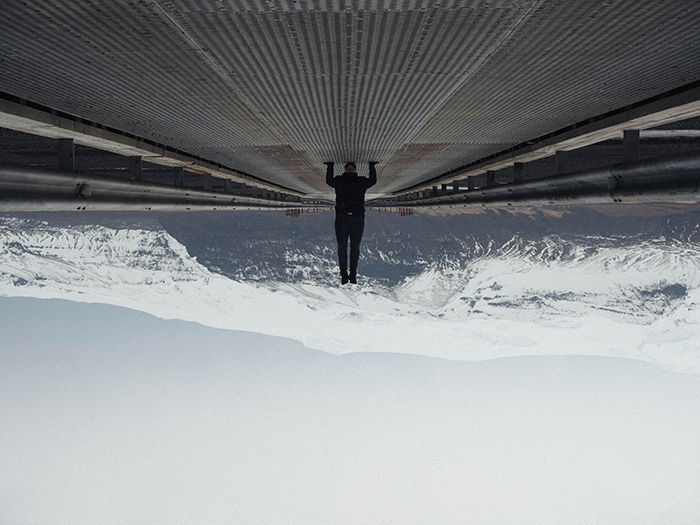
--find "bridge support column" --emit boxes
[174,167,184,187]
[514,162,524,183]
[129,156,143,181]
[486,170,496,187]
[624,130,640,162]
[57,139,74,171]
[555,150,569,174]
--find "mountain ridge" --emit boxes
[2,210,699,374]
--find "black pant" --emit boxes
[335,211,365,275]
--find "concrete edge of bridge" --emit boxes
[370,149,700,210]
[392,81,700,197]
[0,92,304,198]
[0,164,333,212]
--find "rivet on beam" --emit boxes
[74,182,92,198]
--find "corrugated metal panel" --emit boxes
[1,0,700,197]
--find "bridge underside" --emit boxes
[1,1,700,210]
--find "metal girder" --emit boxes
[623,130,640,163]
[369,150,700,209]
[0,165,328,212]
[1,1,700,199]
[639,130,700,138]
[0,95,304,197]
[394,82,700,194]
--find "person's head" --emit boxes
[344,162,357,174]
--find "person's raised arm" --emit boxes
[367,161,378,188]
[324,162,335,188]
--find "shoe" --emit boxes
[341,271,349,285]
[348,273,357,284]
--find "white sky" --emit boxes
[2,298,700,524]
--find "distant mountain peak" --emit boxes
[2,212,700,374]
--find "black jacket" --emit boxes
[326,164,377,215]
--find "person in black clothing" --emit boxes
[325,161,378,284]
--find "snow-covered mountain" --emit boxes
[2,210,700,374]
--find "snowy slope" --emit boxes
[1,216,700,374]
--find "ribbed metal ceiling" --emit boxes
[2,0,700,197]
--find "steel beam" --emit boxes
[555,151,569,174]
[0,95,304,196]
[57,139,74,171]
[513,162,524,183]
[3,2,700,198]
[486,170,496,187]
[0,164,324,212]
[639,129,700,138]
[371,150,700,209]
[395,83,700,195]
[174,167,184,187]
[623,130,640,162]
[129,156,143,181]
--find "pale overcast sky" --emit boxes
[2,297,700,524]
